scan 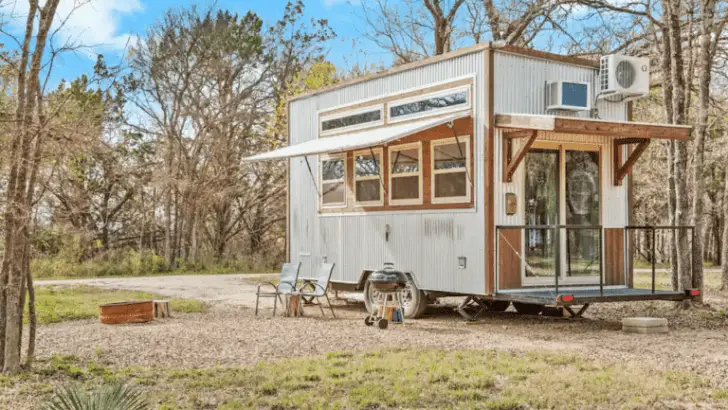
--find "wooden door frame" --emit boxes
[521,141,603,286]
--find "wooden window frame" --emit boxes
[319,104,384,137]
[388,142,423,206]
[353,147,385,206]
[388,85,471,124]
[430,136,471,205]
[319,153,347,209]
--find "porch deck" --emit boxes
[493,287,686,306]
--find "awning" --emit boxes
[244,111,470,162]
[495,113,691,140]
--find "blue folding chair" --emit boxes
[255,262,301,316]
[298,263,336,317]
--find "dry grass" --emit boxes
[4,348,725,410]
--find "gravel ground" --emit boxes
[32,274,728,388]
[32,297,728,388]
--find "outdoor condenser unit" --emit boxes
[546,81,591,111]
[598,54,650,100]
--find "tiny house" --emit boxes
[247,43,696,318]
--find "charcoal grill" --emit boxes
[364,262,408,329]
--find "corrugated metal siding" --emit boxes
[493,51,629,230]
[494,52,626,121]
[289,51,486,294]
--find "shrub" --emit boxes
[43,383,148,410]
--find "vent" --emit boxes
[615,60,636,88]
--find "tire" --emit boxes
[364,316,374,326]
[486,300,510,312]
[363,277,428,319]
[513,302,545,315]
[378,319,389,329]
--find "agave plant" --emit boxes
[43,383,149,410]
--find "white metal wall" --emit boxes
[493,52,629,229]
[289,50,487,294]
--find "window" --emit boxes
[320,105,384,136]
[389,143,422,205]
[389,86,470,123]
[320,154,347,208]
[431,137,471,204]
[354,148,384,205]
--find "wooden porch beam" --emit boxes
[614,138,650,186]
[503,129,536,139]
[503,130,537,183]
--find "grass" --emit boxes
[3,348,724,409]
[633,269,723,292]
[31,286,206,325]
[32,248,278,280]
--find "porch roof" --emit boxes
[244,111,470,162]
[494,113,691,141]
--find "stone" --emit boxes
[621,317,668,328]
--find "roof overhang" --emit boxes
[495,113,691,141]
[244,111,470,162]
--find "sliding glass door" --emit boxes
[523,143,601,284]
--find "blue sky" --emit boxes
[0,0,384,88]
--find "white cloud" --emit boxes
[0,0,143,57]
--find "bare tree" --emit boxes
[1,0,61,375]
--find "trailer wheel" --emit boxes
[486,300,510,312]
[513,302,544,315]
[364,279,427,319]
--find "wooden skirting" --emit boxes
[604,228,626,286]
[498,228,522,290]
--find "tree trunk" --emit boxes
[691,0,717,303]
[722,158,728,289]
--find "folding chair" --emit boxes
[298,262,336,317]
[255,262,301,316]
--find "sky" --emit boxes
[0,0,382,88]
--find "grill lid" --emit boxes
[369,262,408,284]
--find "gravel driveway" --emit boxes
[37,273,276,307]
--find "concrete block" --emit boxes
[622,317,668,328]
[622,325,669,334]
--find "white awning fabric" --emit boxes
[244,111,470,162]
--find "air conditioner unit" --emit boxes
[598,54,649,100]
[546,81,591,111]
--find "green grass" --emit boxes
[32,286,206,325]
[2,349,724,409]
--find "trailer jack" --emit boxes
[456,296,490,321]
[562,304,590,318]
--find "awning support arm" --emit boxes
[503,130,538,182]
[613,138,650,186]
[447,121,473,185]
[370,146,388,196]
[304,156,322,198]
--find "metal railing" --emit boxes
[624,225,695,294]
[495,225,695,296]
[495,225,603,296]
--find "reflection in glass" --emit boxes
[433,141,466,170]
[390,91,468,118]
[524,149,559,278]
[322,110,381,132]
[565,150,600,277]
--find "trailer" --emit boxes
[246,43,698,319]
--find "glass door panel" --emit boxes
[564,150,600,278]
[524,149,560,279]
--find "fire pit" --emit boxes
[99,301,154,325]
[365,263,408,329]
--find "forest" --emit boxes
[0,0,726,375]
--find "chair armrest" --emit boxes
[256,282,279,294]
[278,280,297,292]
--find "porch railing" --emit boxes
[495,225,695,296]
[624,225,695,294]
